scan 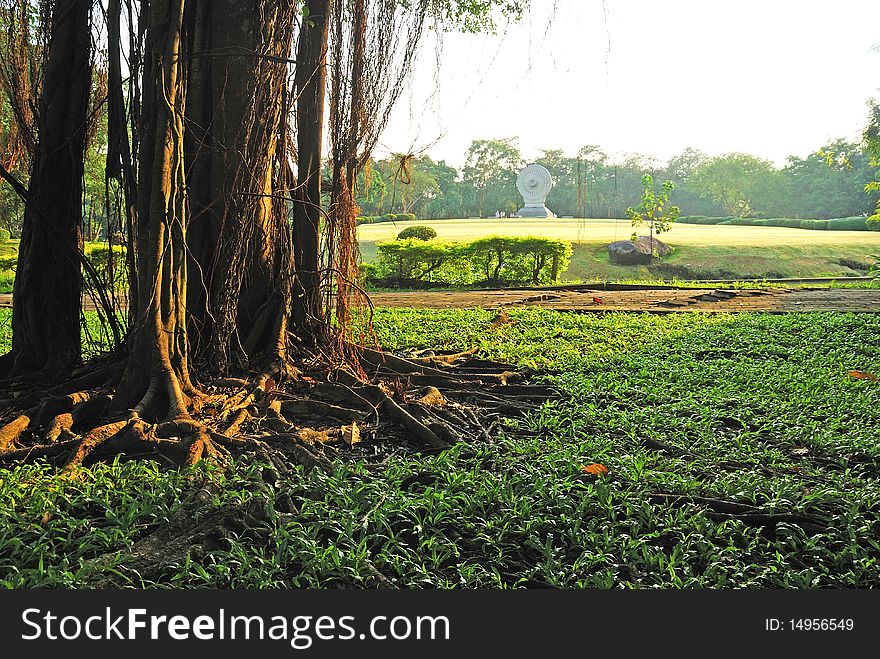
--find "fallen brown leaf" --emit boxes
[342,422,361,447]
[488,308,514,331]
[848,370,879,382]
[580,463,609,477]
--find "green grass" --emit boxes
[0,240,16,294]
[2,308,879,588]
[0,240,127,294]
[358,219,880,281]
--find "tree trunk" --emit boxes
[111,0,195,420]
[185,0,295,370]
[106,0,139,322]
[292,0,332,342]
[3,0,91,378]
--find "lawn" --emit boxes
[2,307,879,588]
[358,219,880,281]
[0,240,16,294]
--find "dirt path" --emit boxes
[365,287,880,313]
[2,286,879,314]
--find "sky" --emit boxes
[374,0,880,169]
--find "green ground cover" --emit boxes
[1,308,879,588]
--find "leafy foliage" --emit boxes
[626,174,680,253]
[367,235,572,286]
[464,235,571,285]
[863,99,880,227]
[396,225,437,241]
[372,239,466,285]
[3,309,880,588]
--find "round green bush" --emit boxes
[396,225,437,241]
[0,228,10,242]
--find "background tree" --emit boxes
[862,99,880,227]
[536,149,576,216]
[662,147,723,217]
[687,153,777,217]
[461,137,522,217]
[785,139,876,219]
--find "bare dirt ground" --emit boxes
[364,286,880,313]
[2,286,879,314]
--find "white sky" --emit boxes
[375,0,880,169]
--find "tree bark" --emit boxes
[111,0,195,420]
[4,0,91,378]
[106,0,139,321]
[291,0,332,342]
[185,0,295,369]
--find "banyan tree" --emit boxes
[0,0,541,473]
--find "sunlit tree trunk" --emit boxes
[291,0,332,342]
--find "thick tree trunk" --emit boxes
[291,0,332,342]
[112,0,195,420]
[4,0,91,378]
[185,0,295,369]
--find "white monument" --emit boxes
[516,163,554,218]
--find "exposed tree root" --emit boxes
[648,492,828,535]
[0,415,32,452]
[0,348,551,473]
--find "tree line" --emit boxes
[356,131,880,221]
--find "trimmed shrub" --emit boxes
[397,225,437,241]
[0,228,9,242]
[827,216,870,231]
[464,236,572,285]
[679,215,873,231]
[364,235,572,287]
[510,236,573,285]
[373,239,466,285]
[85,245,128,290]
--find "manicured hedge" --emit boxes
[365,235,572,287]
[85,245,128,290]
[396,225,437,241]
[677,215,873,231]
[356,213,417,226]
[0,228,9,242]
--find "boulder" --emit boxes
[634,236,672,257]
[608,237,671,265]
